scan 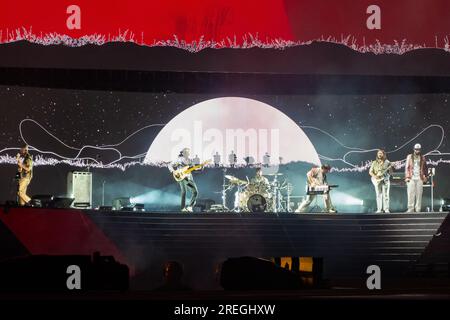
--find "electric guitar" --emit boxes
[172,160,211,182]
[371,163,393,185]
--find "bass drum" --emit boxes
[247,194,268,213]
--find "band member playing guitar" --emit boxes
[169,148,208,212]
[369,149,393,213]
[16,145,33,206]
[296,164,337,213]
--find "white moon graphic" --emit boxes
[144,97,321,166]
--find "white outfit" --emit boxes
[370,159,391,213]
[407,156,423,212]
[193,155,200,166]
[262,153,270,167]
[407,179,423,212]
[213,153,221,167]
[372,179,390,213]
[228,152,236,167]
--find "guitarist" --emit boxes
[16,145,33,206]
[169,148,198,212]
[369,149,392,213]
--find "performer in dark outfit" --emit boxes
[169,148,198,212]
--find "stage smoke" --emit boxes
[333,191,364,206]
[130,189,179,206]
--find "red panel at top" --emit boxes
[0,0,450,54]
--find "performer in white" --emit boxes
[405,143,428,212]
[228,150,237,168]
[262,152,271,167]
[213,151,221,167]
[369,149,392,213]
[193,154,200,166]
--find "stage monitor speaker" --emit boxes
[31,195,54,208]
[30,195,74,208]
[194,199,215,212]
[391,172,406,186]
[50,197,75,209]
[112,197,131,210]
[67,171,92,209]
[98,206,113,211]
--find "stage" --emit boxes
[1,206,448,290]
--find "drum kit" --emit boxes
[221,172,292,213]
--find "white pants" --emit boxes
[296,193,334,212]
[372,179,390,212]
[407,179,423,212]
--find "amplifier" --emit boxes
[391,172,406,186]
[67,171,92,209]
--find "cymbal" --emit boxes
[225,175,247,185]
[266,173,284,176]
[225,175,242,181]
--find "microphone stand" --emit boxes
[102,180,106,206]
[222,168,229,211]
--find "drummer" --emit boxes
[250,168,270,189]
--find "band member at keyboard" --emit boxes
[16,145,33,206]
[369,149,393,213]
[296,164,336,213]
[405,143,427,212]
[169,148,198,212]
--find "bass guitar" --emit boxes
[172,160,211,182]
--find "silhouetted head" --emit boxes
[163,261,184,283]
[255,167,263,177]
